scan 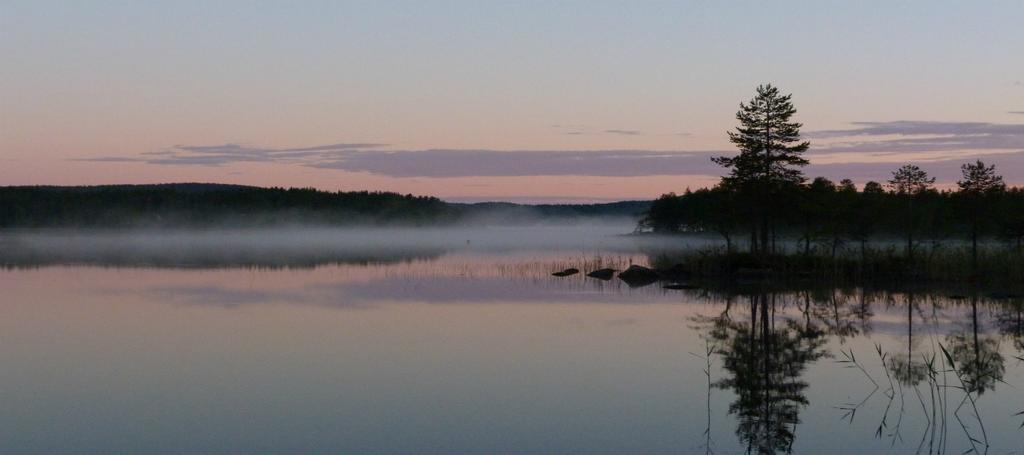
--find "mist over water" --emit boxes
[3,224,1024,454]
[0,221,715,268]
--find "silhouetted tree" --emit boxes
[957,160,1005,273]
[828,179,857,259]
[795,177,835,255]
[713,84,810,256]
[694,185,741,251]
[887,165,935,261]
[640,192,686,232]
[851,181,884,263]
[1002,214,1024,253]
[862,181,885,194]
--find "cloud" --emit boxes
[807,120,1024,154]
[307,147,1024,181]
[70,156,142,163]
[800,120,1024,182]
[78,142,387,167]
[807,151,1024,183]
[78,141,728,177]
[551,124,645,136]
[309,149,724,177]
[74,120,1024,181]
[810,120,1024,138]
[304,120,1024,177]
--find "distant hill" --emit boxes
[0,184,651,228]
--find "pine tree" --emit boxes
[713,84,810,255]
[888,164,935,260]
[958,160,1005,274]
[888,164,935,195]
[958,160,1004,194]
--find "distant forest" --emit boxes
[0,183,650,227]
[640,175,1024,254]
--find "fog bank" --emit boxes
[0,223,713,268]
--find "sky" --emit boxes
[2,1,1023,202]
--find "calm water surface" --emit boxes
[2,228,1023,454]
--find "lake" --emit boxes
[1,226,1022,454]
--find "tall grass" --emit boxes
[646,244,1024,286]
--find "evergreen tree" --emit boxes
[851,181,884,263]
[713,84,810,255]
[958,160,1005,272]
[862,181,885,194]
[888,165,935,260]
[888,165,935,195]
[958,160,1005,194]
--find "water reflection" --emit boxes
[2,251,1024,453]
[0,226,689,269]
[947,294,1005,395]
[688,286,1024,454]
[701,292,827,454]
[887,291,930,387]
[995,299,1024,354]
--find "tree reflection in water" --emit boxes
[886,291,930,387]
[994,297,1024,357]
[689,286,1024,453]
[704,292,828,454]
[946,293,1005,395]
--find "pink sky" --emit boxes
[2,2,1023,202]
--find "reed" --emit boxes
[646,244,1024,286]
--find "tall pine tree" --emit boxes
[713,84,810,255]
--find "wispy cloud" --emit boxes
[550,124,646,136]
[73,120,1024,181]
[810,120,1024,138]
[802,120,1024,183]
[807,151,1024,183]
[808,120,1024,154]
[77,143,723,176]
[604,129,641,136]
[309,149,721,177]
[76,142,388,167]
[71,156,141,163]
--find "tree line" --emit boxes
[0,184,457,227]
[641,85,1023,264]
[0,183,653,228]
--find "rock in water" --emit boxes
[586,268,616,280]
[617,265,660,287]
[551,268,580,277]
[658,263,691,280]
